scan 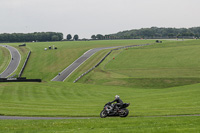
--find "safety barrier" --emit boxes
[19,51,31,77]
[0,77,41,82]
[73,44,151,83]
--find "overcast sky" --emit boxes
[0,0,200,38]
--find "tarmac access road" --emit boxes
[0,116,97,120]
[51,46,120,81]
[51,44,151,82]
[0,45,21,78]
[1,114,200,120]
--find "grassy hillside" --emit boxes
[78,40,200,88]
[0,40,200,132]
[0,46,11,74]
[7,40,154,81]
[0,82,200,117]
[0,81,200,132]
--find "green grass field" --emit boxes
[78,40,200,88]
[5,40,155,81]
[0,81,200,116]
[0,39,200,132]
[0,81,200,132]
[0,116,200,132]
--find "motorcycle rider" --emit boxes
[110,95,124,111]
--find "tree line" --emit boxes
[66,34,79,41]
[91,27,200,40]
[91,34,116,40]
[0,32,63,42]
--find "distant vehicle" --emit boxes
[100,102,130,118]
[19,43,26,47]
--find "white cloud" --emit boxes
[0,0,200,38]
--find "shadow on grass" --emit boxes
[87,78,200,89]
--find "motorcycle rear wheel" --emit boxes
[119,108,129,117]
[100,110,107,118]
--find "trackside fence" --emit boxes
[0,77,41,82]
[73,44,152,83]
[19,51,31,77]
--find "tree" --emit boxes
[51,35,59,41]
[168,33,175,38]
[176,33,181,38]
[0,32,63,42]
[108,27,200,39]
[104,35,110,39]
[91,35,96,40]
[96,34,103,40]
[67,34,72,40]
[57,33,63,40]
[73,34,79,41]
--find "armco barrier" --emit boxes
[19,51,31,77]
[0,77,41,82]
[73,44,152,83]
[73,51,112,83]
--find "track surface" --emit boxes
[51,44,151,82]
[0,45,21,78]
[0,116,97,120]
[0,114,200,120]
[51,46,120,81]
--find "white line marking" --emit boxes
[51,49,92,81]
[62,52,96,82]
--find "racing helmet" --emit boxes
[115,95,119,99]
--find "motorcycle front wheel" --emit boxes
[119,108,129,117]
[100,110,107,118]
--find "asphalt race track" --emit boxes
[1,114,200,120]
[0,45,21,78]
[51,46,120,81]
[0,116,97,120]
[52,44,151,82]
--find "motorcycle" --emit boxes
[100,102,130,118]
